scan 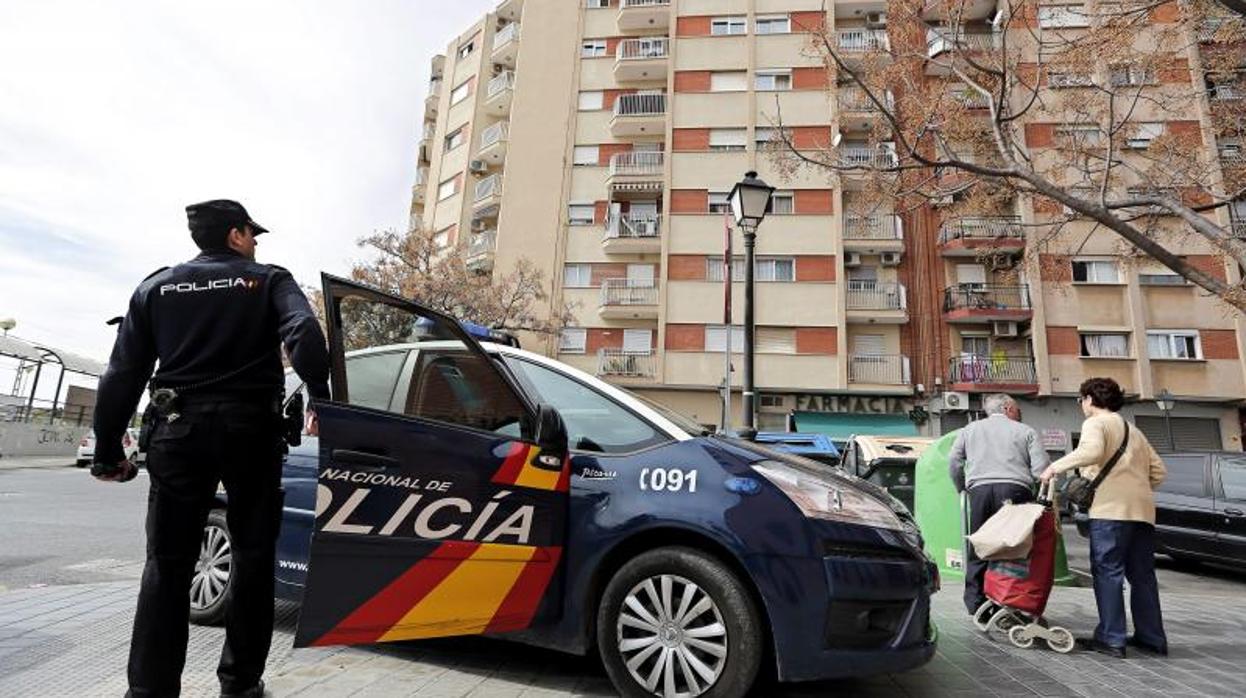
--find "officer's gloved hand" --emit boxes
[91,459,138,483]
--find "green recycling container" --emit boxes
[914,430,1075,586]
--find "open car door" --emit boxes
[294,274,570,648]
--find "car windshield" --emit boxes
[627,391,711,436]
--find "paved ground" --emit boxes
[3,466,1245,696]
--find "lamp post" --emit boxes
[1155,388,1176,452]
[727,170,775,432]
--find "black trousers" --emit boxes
[964,482,1034,614]
[127,401,283,697]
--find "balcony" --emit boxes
[1209,84,1244,102]
[842,214,903,253]
[845,281,908,323]
[947,355,1038,393]
[839,143,898,170]
[611,93,666,137]
[1199,16,1246,43]
[599,278,659,319]
[615,37,669,82]
[938,216,1024,256]
[603,213,661,254]
[484,70,515,115]
[412,167,428,205]
[472,174,503,216]
[838,87,894,132]
[835,28,889,56]
[478,121,509,165]
[608,151,664,197]
[425,80,442,119]
[924,0,998,21]
[848,354,912,386]
[1231,219,1246,239]
[492,22,520,67]
[466,229,497,272]
[596,348,657,381]
[926,29,998,75]
[617,0,670,32]
[942,284,1032,323]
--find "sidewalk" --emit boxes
[2,577,1244,697]
[0,455,79,471]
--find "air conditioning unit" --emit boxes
[992,320,1019,337]
[866,11,887,27]
[470,219,488,232]
[469,159,489,174]
[880,251,902,266]
[844,252,862,267]
[939,391,969,412]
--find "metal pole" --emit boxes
[49,363,66,425]
[742,225,757,430]
[721,213,734,434]
[1163,409,1175,452]
[24,361,43,423]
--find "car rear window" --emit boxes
[1159,455,1207,497]
[1218,456,1246,502]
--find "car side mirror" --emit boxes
[533,403,568,469]
[284,392,305,447]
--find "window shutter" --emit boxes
[623,329,652,353]
[710,72,747,92]
[756,328,795,353]
[852,334,886,355]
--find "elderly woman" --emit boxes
[1040,377,1168,658]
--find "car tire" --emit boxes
[597,546,762,698]
[190,509,233,626]
[75,459,88,467]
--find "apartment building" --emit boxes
[408,0,1246,453]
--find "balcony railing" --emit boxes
[597,349,657,378]
[836,28,889,52]
[838,87,894,112]
[480,121,508,149]
[493,22,520,50]
[840,145,898,168]
[415,167,428,187]
[617,37,669,61]
[474,174,502,202]
[601,278,659,306]
[620,0,670,7]
[614,93,667,117]
[844,214,901,239]
[927,29,998,56]
[943,284,1031,312]
[1199,16,1245,42]
[605,213,661,239]
[1231,219,1246,238]
[1209,84,1243,101]
[948,355,1037,385]
[428,79,442,98]
[939,216,1024,243]
[848,354,911,385]
[488,70,515,98]
[467,229,497,258]
[846,281,907,310]
[608,151,664,177]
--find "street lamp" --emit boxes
[1155,388,1176,451]
[728,170,775,432]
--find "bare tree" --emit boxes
[769,0,1246,310]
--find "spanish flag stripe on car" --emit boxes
[484,546,564,634]
[492,442,568,492]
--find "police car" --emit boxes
[193,275,937,697]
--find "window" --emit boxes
[706,256,746,282]
[1125,122,1163,149]
[586,0,609,8]
[756,327,796,353]
[769,191,794,214]
[705,325,746,352]
[343,351,408,410]
[708,191,731,213]
[709,71,748,92]
[1048,70,1094,88]
[581,40,607,57]
[559,328,587,353]
[1139,272,1187,285]
[756,257,796,282]
[711,16,747,35]
[1159,455,1207,497]
[1071,259,1119,283]
[578,90,604,110]
[437,176,458,201]
[755,14,791,34]
[622,329,653,354]
[444,126,466,151]
[433,227,452,248]
[563,263,592,287]
[1055,123,1103,145]
[956,263,987,286]
[1220,456,1246,501]
[449,80,471,106]
[709,128,747,151]
[1147,331,1201,360]
[568,203,595,225]
[1078,333,1130,358]
[1109,64,1155,87]
[1038,4,1089,28]
[457,41,475,59]
[754,127,777,149]
[755,69,793,92]
[505,358,668,454]
[573,145,599,166]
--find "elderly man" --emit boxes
[949,394,1049,614]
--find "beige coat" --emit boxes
[1050,413,1167,524]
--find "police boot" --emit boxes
[220,680,265,698]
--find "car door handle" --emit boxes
[331,449,399,471]
[1225,508,1245,517]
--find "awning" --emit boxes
[791,411,919,439]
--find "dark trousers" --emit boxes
[127,402,283,697]
[965,482,1034,613]
[1088,519,1167,649]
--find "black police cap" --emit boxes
[185,199,270,235]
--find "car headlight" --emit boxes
[753,461,904,531]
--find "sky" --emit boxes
[0,0,495,398]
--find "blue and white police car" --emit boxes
[193,274,937,697]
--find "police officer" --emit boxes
[92,199,330,698]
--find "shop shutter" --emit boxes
[1134,416,1222,452]
[940,411,970,434]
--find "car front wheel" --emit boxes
[189,509,233,626]
[597,547,762,698]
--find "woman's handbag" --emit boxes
[1063,416,1129,512]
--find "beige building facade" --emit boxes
[409,0,1246,454]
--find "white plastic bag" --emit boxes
[967,501,1045,561]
